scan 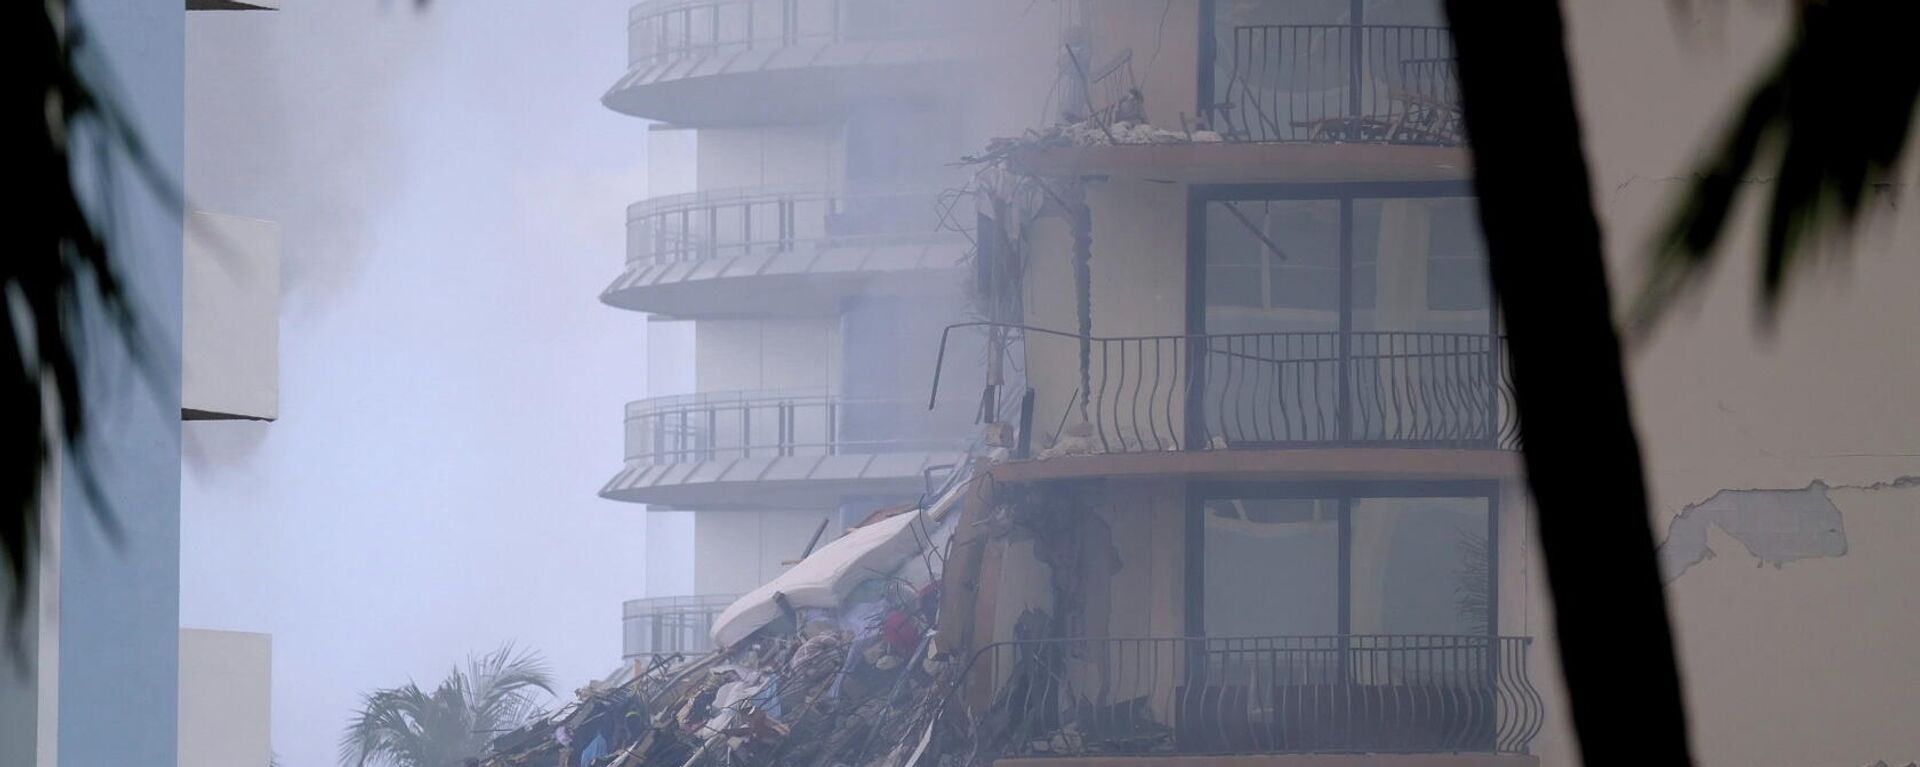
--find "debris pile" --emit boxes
[480,466,984,767]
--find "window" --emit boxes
[1192,482,1495,638]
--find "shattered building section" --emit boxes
[484,465,978,767]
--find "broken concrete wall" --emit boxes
[1657,482,1853,581]
[1545,0,1920,760]
[1651,473,1920,767]
[1019,179,1190,451]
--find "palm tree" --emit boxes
[339,644,555,767]
[1441,1,1919,766]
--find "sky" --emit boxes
[181,4,686,765]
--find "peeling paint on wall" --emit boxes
[1657,476,1920,581]
[1657,483,1849,581]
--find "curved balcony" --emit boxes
[622,593,739,660]
[927,324,1521,484]
[604,0,977,125]
[1014,25,1470,184]
[601,388,972,510]
[601,187,969,318]
[1208,24,1461,146]
[957,634,1542,759]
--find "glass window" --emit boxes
[1348,496,1490,635]
[1202,497,1340,637]
[1350,196,1488,333]
[1203,199,1340,334]
[1196,487,1494,639]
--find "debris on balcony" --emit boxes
[962,84,1222,171]
[969,117,1223,165]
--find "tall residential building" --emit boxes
[930,3,1543,765]
[596,2,1920,766]
[597,0,1034,660]
[916,3,1920,767]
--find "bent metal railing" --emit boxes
[1209,24,1461,145]
[957,634,1542,758]
[928,323,1517,454]
[626,187,966,267]
[622,594,740,660]
[626,389,972,465]
[627,0,956,69]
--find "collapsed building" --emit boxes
[572,0,1554,765]
[576,1,1920,767]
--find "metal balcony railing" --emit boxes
[626,0,958,69]
[1208,24,1461,145]
[622,594,740,659]
[957,634,1542,758]
[625,388,973,465]
[930,324,1519,455]
[625,187,967,268]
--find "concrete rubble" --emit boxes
[478,462,983,767]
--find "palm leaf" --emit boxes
[1635,1,1920,332]
[339,644,553,767]
[465,642,555,734]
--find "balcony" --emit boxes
[601,388,972,510]
[1208,24,1460,146]
[957,634,1542,760]
[929,325,1520,482]
[622,594,739,660]
[604,0,976,125]
[601,187,969,318]
[1012,25,1468,184]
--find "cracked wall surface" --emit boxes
[1657,482,1849,581]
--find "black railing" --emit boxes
[626,0,955,69]
[1209,24,1461,145]
[625,389,972,464]
[622,594,740,660]
[958,634,1541,758]
[929,324,1516,454]
[626,187,966,267]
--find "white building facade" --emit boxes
[597,0,1027,660]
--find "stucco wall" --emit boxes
[1022,180,1190,448]
[1500,4,1920,766]
[183,211,280,420]
[179,629,272,767]
[1089,0,1201,130]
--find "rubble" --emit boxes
[478,462,984,767]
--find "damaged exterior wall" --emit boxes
[586,0,1920,763]
[1567,0,1920,763]
[1021,180,1189,449]
[1656,483,1850,582]
[1648,473,1920,767]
